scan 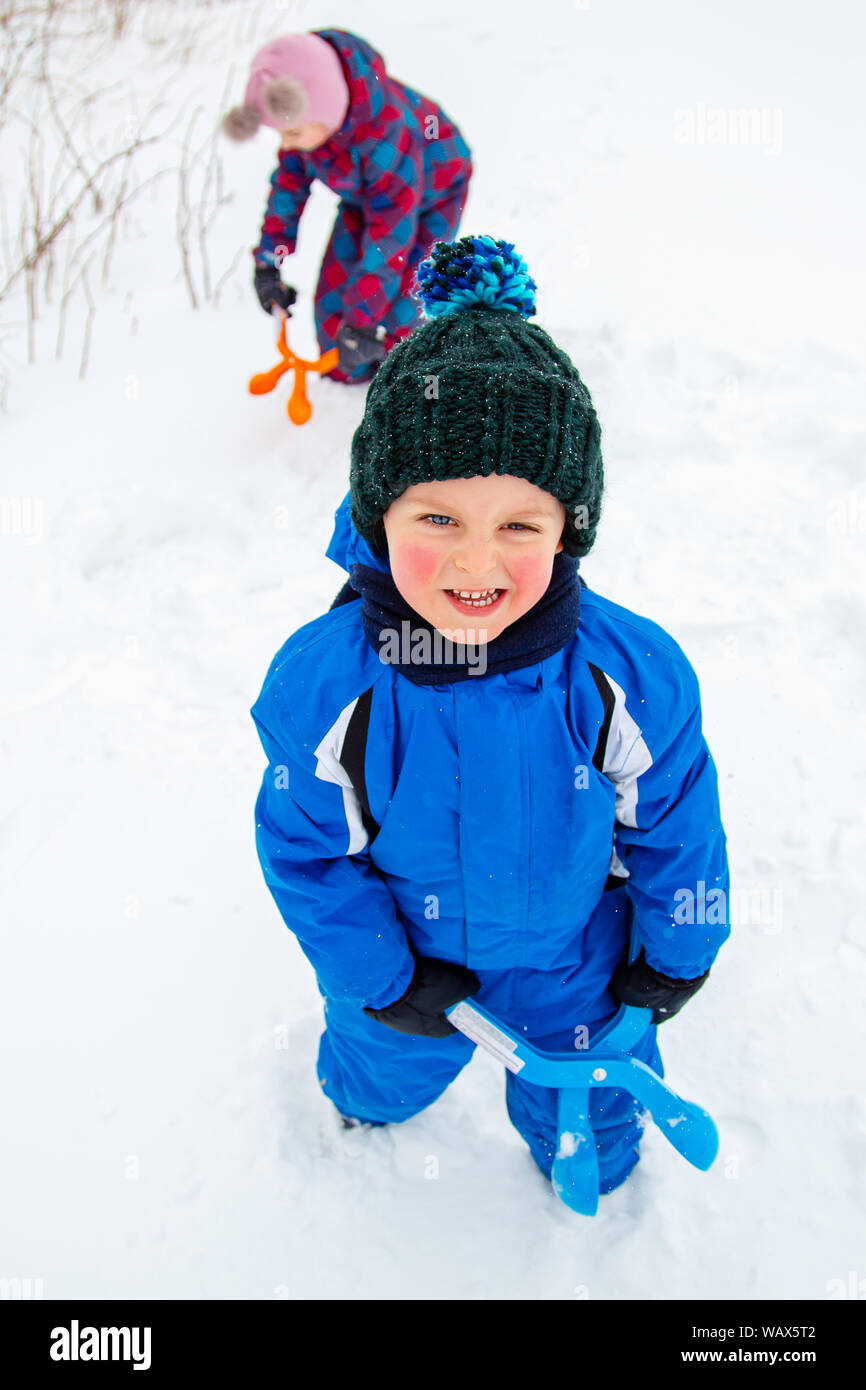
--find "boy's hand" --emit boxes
[336,321,388,373]
[611,947,709,1024]
[363,955,481,1038]
[254,264,297,316]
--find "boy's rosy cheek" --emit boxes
[507,554,551,593]
[396,544,440,588]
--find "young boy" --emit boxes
[251,236,729,1196]
[222,30,473,383]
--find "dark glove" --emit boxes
[363,955,481,1038]
[610,947,710,1025]
[254,264,297,316]
[336,321,388,373]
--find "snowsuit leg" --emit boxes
[316,990,475,1124]
[388,179,472,342]
[504,1020,664,1193]
[314,202,368,383]
[314,178,471,385]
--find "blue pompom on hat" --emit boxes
[414,235,538,317]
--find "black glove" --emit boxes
[336,321,388,373]
[363,955,481,1038]
[254,264,297,316]
[610,947,710,1025]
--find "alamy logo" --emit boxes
[673,881,783,934]
[674,102,783,156]
[0,496,43,544]
[49,1320,151,1371]
[377,620,488,676]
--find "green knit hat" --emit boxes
[349,236,603,558]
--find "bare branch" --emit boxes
[0,127,164,302]
[212,243,247,308]
[39,45,97,211]
[176,106,202,310]
[25,264,35,362]
[78,256,94,379]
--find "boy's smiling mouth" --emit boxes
[444,586,507,612]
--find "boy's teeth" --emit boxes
[450,588,500,606]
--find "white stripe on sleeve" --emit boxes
[313,699,368,855]
[600,672,654,829]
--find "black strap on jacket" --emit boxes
[587,662,629,893]
[338,686,381,845]
[588,661,616,772]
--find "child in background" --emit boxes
[251,237,730,1198]
[222,30,473,383]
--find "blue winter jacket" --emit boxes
[251,493,730,1023]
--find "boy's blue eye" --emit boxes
[421,516,537,532]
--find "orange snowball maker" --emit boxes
[248,317,338,425]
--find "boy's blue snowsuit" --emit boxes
[251,495,730,1191]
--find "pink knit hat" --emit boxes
[222,34,350,141]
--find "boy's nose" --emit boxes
[453,542,498,580]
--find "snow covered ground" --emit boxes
[1,0,864,1300]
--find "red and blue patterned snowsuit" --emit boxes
[253,29,473,382]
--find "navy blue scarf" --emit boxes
[331,553,581,684]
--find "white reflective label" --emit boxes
[449,1002,525,1074]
